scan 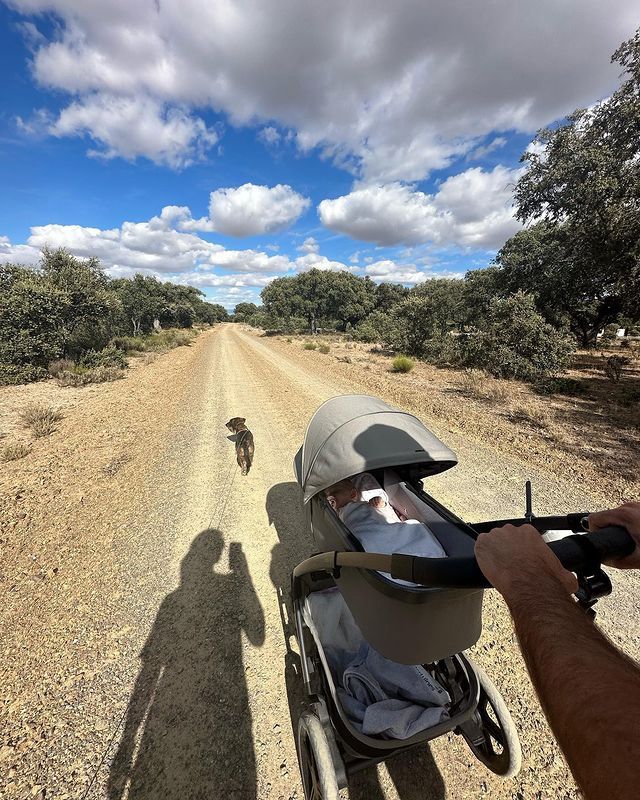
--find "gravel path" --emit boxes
[1,324,637,800]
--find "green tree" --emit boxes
[494,223,623,346]
[40,248,119,356]
[234,302,260,321]
[510,29,640,337]
[195,302,228,323]
[374,282,410,312]
[0,265,69,367]
[387,279,466,359]
[262,269,376,332]
[111,275,164,335]
[459,292,575,380]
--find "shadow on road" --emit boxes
[108,528,265,799]
[266,481,445,799]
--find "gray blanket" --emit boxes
[305,589,450,739]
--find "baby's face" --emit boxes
[325,483,357,510]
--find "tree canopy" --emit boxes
[504,29,640,341]
[261,268,376,331]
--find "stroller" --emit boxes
[290,395,633,799]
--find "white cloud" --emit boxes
[294,253,354,273]
[362,260,427,285]
[467,136,508,161]
[318,166,523,249]
[258,126,281,146]
[11,0,635,180]
[193,183,310,237]
[0,235,41,265]
[297,236,319,254]
[0,206,296,279]
[50,94,218,168]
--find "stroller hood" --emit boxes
[295,395,457,504]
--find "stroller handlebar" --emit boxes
[390,525,634,588]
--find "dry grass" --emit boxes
[56,365,125,387]
[20,404,64,438]
[456,371,512,405]
[47,359,75,378]
[1,441,32,462]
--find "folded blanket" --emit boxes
[305,590,450,740]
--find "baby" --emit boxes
[325,478,398,523]
[324,477,446,576]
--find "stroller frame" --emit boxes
[291,473,522,798]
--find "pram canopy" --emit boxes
[296,395,457,503]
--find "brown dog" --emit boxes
[225,417,255,475]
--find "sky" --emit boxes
[0,1,637,310]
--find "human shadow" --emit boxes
[267,482,314,738]
[108,529,265,800]
[267,481,445,799]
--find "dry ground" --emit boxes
[1,324,638,800]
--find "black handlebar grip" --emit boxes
[390,525,634,589]
[547,526,634,571]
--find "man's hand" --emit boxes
[475,523,578,600]
[589,501,640,569]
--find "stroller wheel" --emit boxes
[460,661,522,778]
[297,711,340,800]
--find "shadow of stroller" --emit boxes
[108,529,265,800]
[266,482,445,800]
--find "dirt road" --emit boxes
[1,324,638,799]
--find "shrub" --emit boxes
[319,344,331,354]
[146,329,193,351]
[20,404,63,437]
[1,441,32,462]
[56,364,125,387]
[0,363,47,386]
[602,354,632,383]
[391,355,414,373]
[286,338,292,343]
[459,293,575,380]
[534,377,587,396]
[303,341,318,350]
[111,335,147,353]
[79,344,128,369]
[48,358,75,377]
[353,312,400,346]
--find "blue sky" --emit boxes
[0,1,636,308]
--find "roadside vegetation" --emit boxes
[0,249,228,386]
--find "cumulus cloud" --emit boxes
[294,253,354,273]
[0,206,296,278]
[297,236,319,254]
[50,94,219,168]
[185,184,310,237]
[318,166,524,248]
[362,260,427,285]
[11,0,634,180]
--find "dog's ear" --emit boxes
[237,417,246,424]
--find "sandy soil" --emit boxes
[1,324,638,800]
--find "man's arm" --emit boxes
[475,523,640,800]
